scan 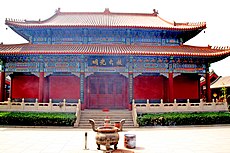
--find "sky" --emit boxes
[0,0,229,76]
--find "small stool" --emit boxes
[124,134,136,149]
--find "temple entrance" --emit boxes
[87,73,127,109]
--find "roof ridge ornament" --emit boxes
[55,8,61,14]
[211,46,230,50]
[5,18,25,23]
[104,8,110,14]
[188,22,206,26]
[153,9,158,16]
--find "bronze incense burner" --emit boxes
[89,118,125,151]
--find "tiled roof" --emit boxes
[200,71,219,86]
[0,44,229,58]
[5,8,206,30]
[211,76,230,88]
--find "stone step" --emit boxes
[82,110,130,112]
[81,109,131,113]
[79,121,134,124]
[81,112,131,115]
[81,112,131,114]
[79,120,133,125]
[80,118,133,123]
[78,125,135,129]
[80,115,132,118]
[79,118,133,121]
[78,123,135,127]
[79,119,133,123]
[79,118,133,122]
[79,121,134,125]
[76,109,135,128]
[81,111,130,113]
[81,115,132,121]
[80,116,132,119]
[78,123,135,128]
[80,115,132,117]
[78,125,135,128]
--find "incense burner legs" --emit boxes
[96,132,119,150]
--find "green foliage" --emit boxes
[0,112,76,126]
[137,112,230,126]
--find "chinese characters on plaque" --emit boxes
[89,57,125,67]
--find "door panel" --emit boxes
[87,74,126,109]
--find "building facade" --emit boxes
[0,8,229,109]
[211,76,230,102]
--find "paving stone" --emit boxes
[0,125,230,153]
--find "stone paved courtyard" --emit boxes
[0,125,230,153]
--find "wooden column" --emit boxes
[206,72,211,102]
[38,72,44,102]
[38,62,44,103]
[80,72,85,103]
[80,56,85,110]
[168,72,174,103]
[0,72,5,102]
[128,57,134,110]
[198,75,201,100]
[128,72,133,110]
[8,74,14,101]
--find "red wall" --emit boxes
[49,76,80,99]
[0,72,5,101]
[134,75,164,99]
[174,75,199,99]
[12,75,39,98]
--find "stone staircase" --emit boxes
[76,109,135,128]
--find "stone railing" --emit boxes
[134,99,228,113]
[131,99,139,127]
[0,98,78,112]
[74,99,81,127]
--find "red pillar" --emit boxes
[80,72,85,110]
[168,72,174,103]
[206,72,211,102]
[128,72,133,111]
[38,72,44,102]
[0,72,5,102]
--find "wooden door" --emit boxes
[87,74,127,109]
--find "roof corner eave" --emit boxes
[7,25,30,41]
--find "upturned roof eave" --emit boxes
[0,52,227,60]
[0,44,229,60]
[5,9,206,31]
[5,21,206,31]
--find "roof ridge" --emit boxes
[5,8,207,32]
[187,22,206,26]
[211,46,230,50]
[178,44,212,49]
[57,10,157,17]
[0,43,29,47]
[0,43,224,49]
[49,8,206,28]
[0,43,229,59]
[54,8,157,18]
[21,44,204,48]
[211,76,222,86]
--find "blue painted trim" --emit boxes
[12,27,182,45]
